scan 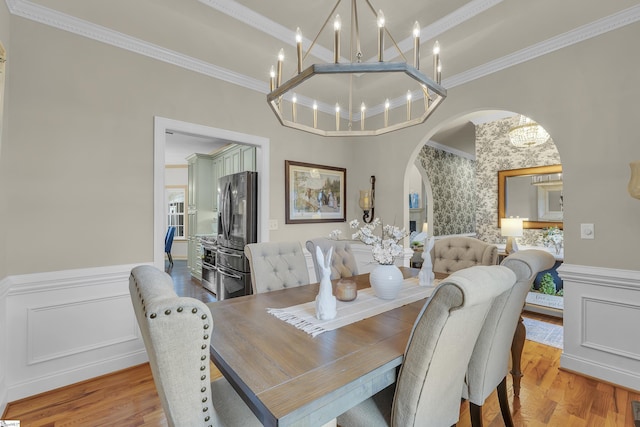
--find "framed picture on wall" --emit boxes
[285,160,346,224]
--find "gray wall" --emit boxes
[2,9,639,274]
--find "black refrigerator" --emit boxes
[215,171,257,300]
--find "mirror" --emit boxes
[498,164,563,229]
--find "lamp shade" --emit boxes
[501,217,523,237]
[422,222,429,233]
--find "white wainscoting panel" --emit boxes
[559,263,640,391]
[5,263,152,402]
[28,295,138,364]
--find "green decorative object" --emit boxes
[539,273,557,295]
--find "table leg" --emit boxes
[510,314,525,397]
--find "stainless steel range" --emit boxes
[201,237,217,295]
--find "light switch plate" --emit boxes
[580,223,595,239]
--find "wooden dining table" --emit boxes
[208,268,439,427]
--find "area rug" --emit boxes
[523,317,563,349]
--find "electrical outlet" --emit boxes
[269,219,278,230]
[580,223,595,239]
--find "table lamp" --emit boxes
[501,217,523,254]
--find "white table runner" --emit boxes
[267,277,439,337]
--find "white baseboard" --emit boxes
[560,352,640,392]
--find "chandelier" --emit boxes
[508,115,550,148]
[266,0,447,137]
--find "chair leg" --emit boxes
[470,402,483,427]
[497,377,515,427]
[510,314,525,397]
[167,252,173,267]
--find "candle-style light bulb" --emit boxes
[432,41,440,82]
[292,93,297,122]
[406,90,412,120]
[335,103,340,131]
[413,21,420,69]
[313,101,318,129]
[276,48,284,87]
[269,66,276,91]
[296,27,303,73]
[334,14,341,64]
[360,102,366,131]
[437,59,442,84]
[384,98,390,127]
[377,10,385,62]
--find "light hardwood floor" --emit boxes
[3,261,639,426]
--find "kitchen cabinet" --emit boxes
[187,146,256,279]
[186,154,215,279]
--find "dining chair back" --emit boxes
[465,249,556,427]
[165,226,176,267]
[244,241,310,294]
[432,236,498,274]
[129,265,260,427]
[305,237,358,281]
[337,265,516,427]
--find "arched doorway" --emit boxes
[407,110,564,316]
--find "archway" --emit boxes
[405,109,565,315]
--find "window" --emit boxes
[166,187,186,238]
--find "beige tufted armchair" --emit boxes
[432,236,498,275]
[129,265,261,427]
[305,237,358,281]
[245,241,311,294]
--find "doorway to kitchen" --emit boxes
[153,116,270,270]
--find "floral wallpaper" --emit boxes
[415,116,561,244]
[416,146,476,236]
[475,116,561,245]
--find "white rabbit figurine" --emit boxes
[315,246,337,320]
[419,236,436,286]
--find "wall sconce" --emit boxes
[359,176,376,223]
[629,161,640,199]
[501,217,524,254]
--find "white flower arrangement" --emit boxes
[349,218,408,265]
[542,226,563,253]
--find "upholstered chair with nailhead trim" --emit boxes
[245,241,311,294]
[432,236,498,275]
[306,237,358,282]
[129,265,260,427]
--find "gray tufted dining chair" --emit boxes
[305,237,358,282]
[463,249,556,427]
[432,236,498,275]
[337,265,516,427]
[129,265,261,427]
[244,241,311,294]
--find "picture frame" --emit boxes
[285,160,346,224]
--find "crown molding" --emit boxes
[444,3,640,89]
[5,0,640,102]
[426,140,476,161]
[5,0,268,94]
[199,0,335,63]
